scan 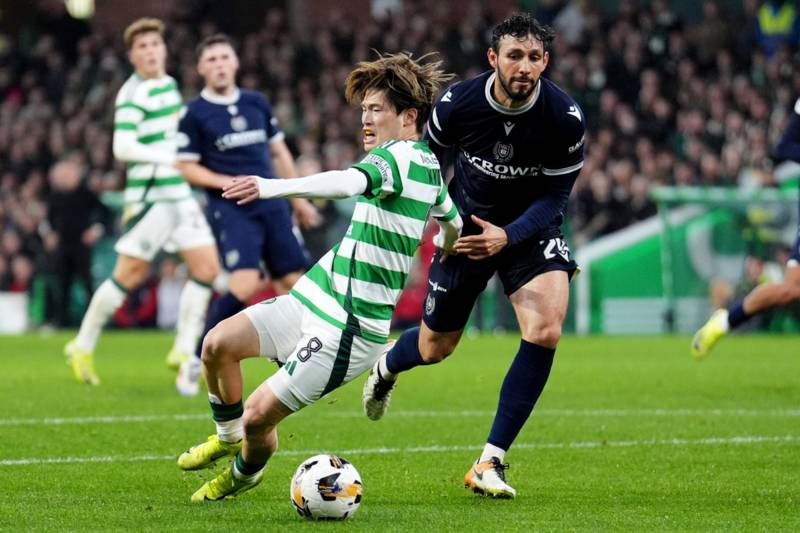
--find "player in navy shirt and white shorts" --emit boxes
[175,34,319,396]
[362,14,584,498]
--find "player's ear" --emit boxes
[403,107,418,128]
[487,47,498,69]
[542,50,550,70]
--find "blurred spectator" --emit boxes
[755,0,800,58]
[42,157,107,327]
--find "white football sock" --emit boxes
[209,393,244,443]
[716,309,731,333]
[215,417,244,444]
[377,355,397,381]
[479,443,506,463]
[75,279,127,352]
[173,279,212,354]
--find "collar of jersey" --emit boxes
[484,72,540,115]
[201,87,241,105]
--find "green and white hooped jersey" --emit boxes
[114,74,191,204]
[290,139,459,343]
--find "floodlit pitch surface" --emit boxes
[1,332,798,531]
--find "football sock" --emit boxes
[173,278,212,355]
[479,443,507,463]
[75,278,128,352]
[209,394,244,443]
[194,292,246,359]
[726,301,751,330]
[385,327,429,375]
[487,340,555,451]
[232,452,265,481]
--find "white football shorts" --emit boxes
[243,294,386,412]
[114,198,215,261]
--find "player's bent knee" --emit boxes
[524,324,562,349]
[419,339,457,363]
[201,325,233,364]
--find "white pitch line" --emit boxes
[1,435,798,466]
[1,408,799,427]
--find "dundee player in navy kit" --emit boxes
[363,14,585,498]
[175,34,319,396]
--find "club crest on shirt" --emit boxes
[231,115,248,132]
[493,141,514,163]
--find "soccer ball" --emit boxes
[290,454,363,520]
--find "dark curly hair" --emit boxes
[490,13,555,52]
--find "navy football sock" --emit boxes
[194,292,246,359]
[487,340,555,451]
[727,301,751,329]
[385,327,429,374]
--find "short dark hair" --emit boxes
[195,33,237,60]
[344,52,453,133]
[491,13,555,52]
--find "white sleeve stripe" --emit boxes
[542,161,584,176]
[268,131,285,144]
[426,126,450,147]
[176,152,201,161]
[432,108,443,131]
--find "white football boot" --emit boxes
[362,340,397,420]
[464,457,516,499]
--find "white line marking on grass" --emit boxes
[1,408,799,427]
[2,435,798,466]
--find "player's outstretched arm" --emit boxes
[222,169,368,205]
[112,130,176,166]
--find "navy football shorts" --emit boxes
[208,196,309,278]
[422,233,579,333]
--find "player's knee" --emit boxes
[524,323,562,349]
[419,338,457,363]
[190,263,219,285]
[201,325,232,364]
[242,398,279,435]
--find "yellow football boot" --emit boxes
[64,339,100,386]
[178,435,242,470]
[191,465,262,502]
[691,309,729,361]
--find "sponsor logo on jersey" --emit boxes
[230,115,248,132]
[568,134,585,154]
[567,105,582,122]
[441,90,453,102]
[493,141,514,163]
[463,150,540,179]
[214,129,268,151]
[503,121,515,135]
[227,105,238,115]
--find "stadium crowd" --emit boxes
[0,0,799,326]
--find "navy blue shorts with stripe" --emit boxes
[422,233,579,333]
[207,195,309,277]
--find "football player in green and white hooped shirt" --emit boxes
[176,53,462,502]
[65,18,220,386]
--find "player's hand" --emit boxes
[222,175,261,205]
[292,199,323,229]
[453,215,508,260]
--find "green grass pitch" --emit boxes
[0,332,798,531]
